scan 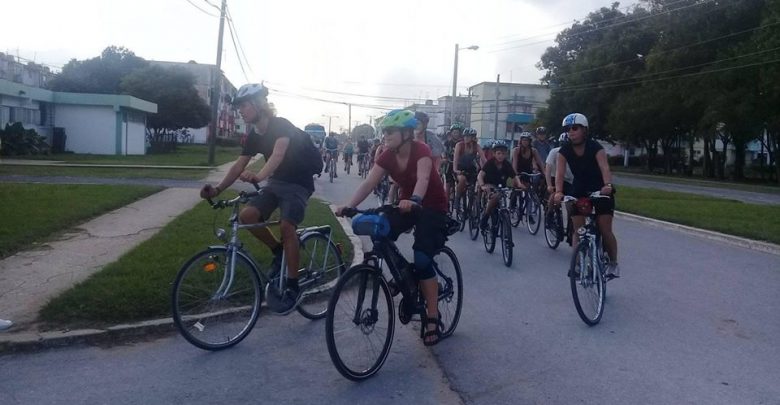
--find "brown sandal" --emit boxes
[423,315,443,346]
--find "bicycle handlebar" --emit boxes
[340,203,421,218]
[206,182,261,208]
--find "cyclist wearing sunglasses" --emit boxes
[552,113,619,279]
[336,109,448,346]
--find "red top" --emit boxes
[376,141,448,213]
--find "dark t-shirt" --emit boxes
[482,158,516,186]
[324,136,339,150]
[357,139,370,153]
[558,139,604,197]
[376,141,447,213]
[241,117,315,192]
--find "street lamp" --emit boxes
[322,114,339,135]
[451,44,479,127]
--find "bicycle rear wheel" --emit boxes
[468,194,481,241]
[297,232,346,319]
[500,210,513,267]
[569,244,606,325]
[544,207,562,250]
[483,212,497,253]
[525,194,541,235]
[326,265,394,381]
[329,159,335,183]
[433,247,463,338]
[456,193,467,232]
[172,247,262,351]
[510,192,522,227]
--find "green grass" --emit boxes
[616,186,780,244]
[38,197,353,329]
[0,165,209,180]
[0,184,162,259]
[612,167,780,195]
[18,144,241,167]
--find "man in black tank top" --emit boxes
[553,113,620,279]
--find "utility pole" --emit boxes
[207,0,227,165]
[347,103,352,138]
[494,74,500,139]
[451,43,459,127]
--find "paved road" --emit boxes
[613,174,780,205]
[2,171,778,404]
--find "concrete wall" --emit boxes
[121,110,147,155]
[54,104,117,154]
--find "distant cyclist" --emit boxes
[343,139,354,171]
[323,132,339,177]
[478,140,521,230]
[414,111,445,171]
[357,136,371,175]
[533,126,553,161]
[453,127,485,208]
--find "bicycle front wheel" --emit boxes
[433,247,463,338]
[510,192,522,227]
[526,194,541,235]
[297,232,346,319]
[544,207,562,250]
[483,213,497,253]
[172,247,262,351]
[569,244,606,326]
[500,210,513,267]
[326,265,394,381]
[468,195,481,241]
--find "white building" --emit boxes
[150,60,242,143]
[0,79,156,155]
[468,82,550,143]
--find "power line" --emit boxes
[225,11,250,82]
[225,5,255,76]
[551,19,780,81]
[558,45,780,92]
[487,0,717,54]
[552,56,780,93]
[269,88,399,111]
[183,0,218,17]
[203,0,220,11]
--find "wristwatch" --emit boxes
[410,195,423,205]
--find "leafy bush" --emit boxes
[0,123,50,156]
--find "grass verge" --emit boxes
[616,186,780,244]
[0,165,209,180]
[39,197,353,329]
[0,184,162,258]
[612,167,780,195]
[17,144,241,166]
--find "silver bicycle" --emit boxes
[172,187,346,350]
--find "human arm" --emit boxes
[453,143,462,174]
[239,137,290,183]
[201,155,252,198]
[398,156,433,213]
[596,149,613,195]
[554,153,567,203]
[545,153,555,194]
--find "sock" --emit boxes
[287,277,299,290]
[271,244,283,257]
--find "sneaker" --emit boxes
[266,284,302,315]
[480,215,489,230]
[0,319,13,332]
[606,262,621,280]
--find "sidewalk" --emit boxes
[0,162,232,332]
[0,158,209,170]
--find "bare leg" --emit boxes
[597,215,618,262]
[419,277,439,344]
[279,220,300,280]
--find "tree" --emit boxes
[48,46,148,94]
[120,65,210,141]
[351,124,375,140]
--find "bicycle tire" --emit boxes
[510,191,522,227]
[483,212,497,253]
[433,247,463,338]
[326,265,394,381]
[172,247,262,351]
[468,194,481,241]
[544,207,562,250]
[457,193,467,232]
[329,158,335,183]
[500,210,513,267]
[569,243,606,326]
[526,193,542,235]
[296,232,346,319]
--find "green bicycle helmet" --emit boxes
[381,109,418,129]
[450,122,464,131]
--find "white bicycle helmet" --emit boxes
[558,133,569,143]
[232,83,269,106]
[519,132,533,140]
[562,113,588,128]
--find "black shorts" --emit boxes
[569,194,615,217]
[551,177,574,196]
[387,208,448,259]
[247,179,312,225]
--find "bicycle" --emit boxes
[373,175,390,206]
[325,206,463,381]
[358,153,370,179]
[325,148,339,183]
[511,172,542,235]
[544,196,573,250]
[564,192,612,326]
[468,185,483,241]
[481,186,515,267]
[172,186,346,350]
[455,172,478,232]
[344,153,353,175]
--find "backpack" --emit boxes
[298,128,324,176]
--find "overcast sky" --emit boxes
[3,0,637,131]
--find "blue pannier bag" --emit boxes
[352,214,390,238]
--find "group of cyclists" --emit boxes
[199,82,620,349]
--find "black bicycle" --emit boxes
[565,192,612,326]
[481,186,515,267]
[544,197,572,250]
[511,172,542,235]
[325,206,463,381]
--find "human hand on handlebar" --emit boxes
[398,199,418,213]
[200,184,219,199]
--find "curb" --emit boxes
[0,203,365,355]
[615,210,780,256]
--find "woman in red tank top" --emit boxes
[337,109,448,346]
